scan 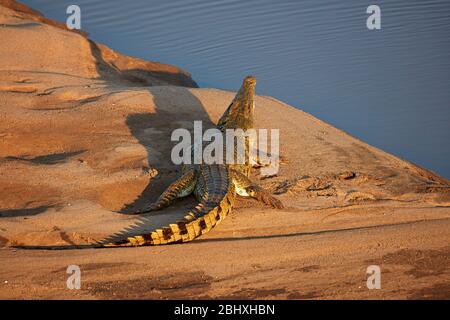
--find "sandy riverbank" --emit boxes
[0,1,449,299]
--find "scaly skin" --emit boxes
[15,76,283,250]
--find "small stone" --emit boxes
[338,171,356,180]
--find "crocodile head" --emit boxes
[217,75,256,131]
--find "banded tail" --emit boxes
[104,164,234,247]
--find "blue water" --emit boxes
[22,0,450,178]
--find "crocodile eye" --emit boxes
[247,187,256,196]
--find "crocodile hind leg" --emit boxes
[130,168,197,214]
[230,169,284,209]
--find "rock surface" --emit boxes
[0,1,449,299]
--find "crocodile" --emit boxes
[16,76,283,249]
[103,75,283,247]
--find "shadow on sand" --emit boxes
[87,40,222,245]
[98,87,219,244]
[0,205,56,218]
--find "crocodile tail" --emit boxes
[103,191,235,247]
[12,191,235,250]
[103,165,236,247]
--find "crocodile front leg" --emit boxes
[230,169,284,209]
